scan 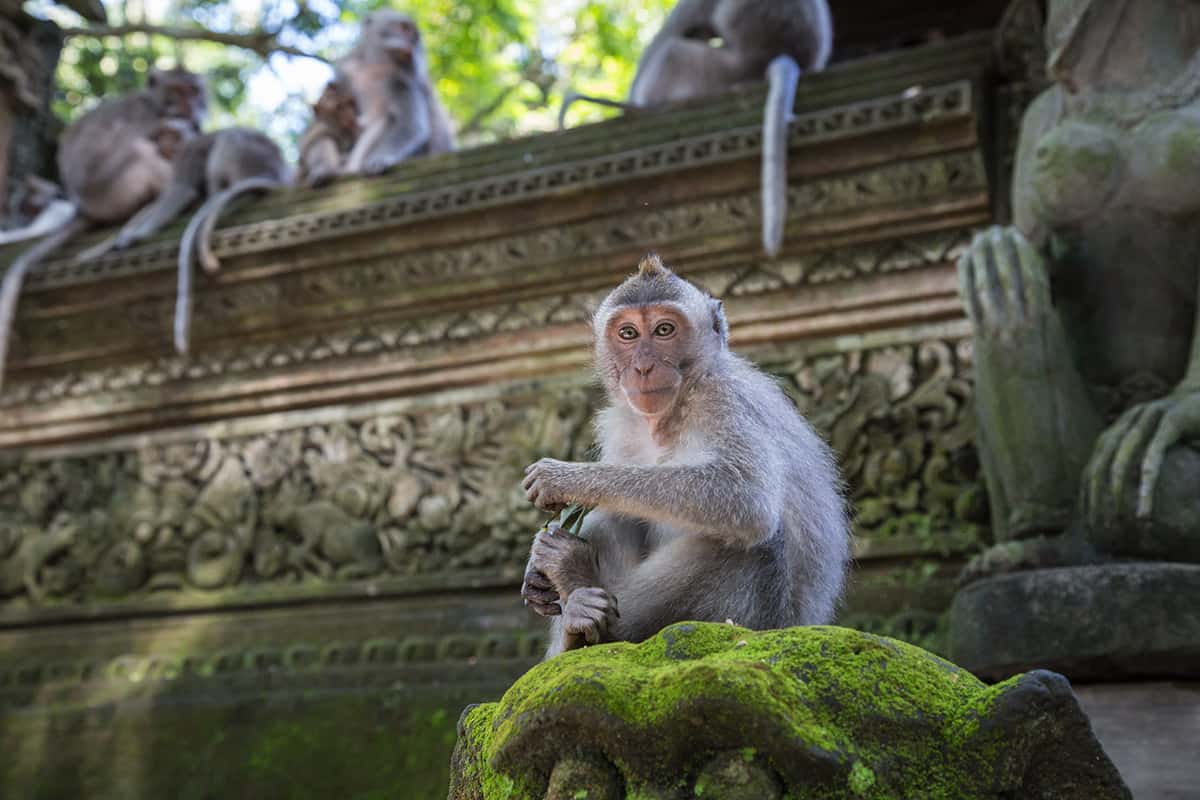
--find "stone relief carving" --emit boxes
[0,338,985,609]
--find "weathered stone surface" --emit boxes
[448,622,1129,799]
[1075,682,1200,800]
[950,563,1200,681]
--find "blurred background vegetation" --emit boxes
[25,0,676,158]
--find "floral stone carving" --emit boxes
[448,622,1129,800]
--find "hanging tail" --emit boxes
[762,55,801,259]
[0,211,88,391]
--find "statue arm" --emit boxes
[1011,88,1062,253]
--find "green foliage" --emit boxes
[28,0,676,159]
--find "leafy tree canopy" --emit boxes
[24,0,674,159]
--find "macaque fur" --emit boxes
[337,10,454,176]
[521,254,850,657]
[298,79,360,188]
[561,0,832,258]
[0,67,207,390]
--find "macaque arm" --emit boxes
[114,183,199,249]
[533,460,781,547]
[301,136,342,187]
[356,88,431,175]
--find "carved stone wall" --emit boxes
[0,33,999,799]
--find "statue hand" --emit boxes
[1082,388,1200,527]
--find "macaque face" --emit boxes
[377,14,420,65]
[149,69,208,129]
[605,304,694,417]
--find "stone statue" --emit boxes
[961,0,1200,566]
[448,622,1128,799]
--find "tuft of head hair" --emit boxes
[637,252,667,277]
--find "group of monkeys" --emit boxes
[0,0,834,390]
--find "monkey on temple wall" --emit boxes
[520,254,851,658]
[336,9,455,176]
[0,67,208,391]
[559,0,833,260]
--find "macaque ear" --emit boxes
[709,297,728,345]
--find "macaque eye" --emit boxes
[617,325,639,341]
[653,321,676,337]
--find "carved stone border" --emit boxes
[21,81,973,290]
[0,630,546,704]
[2,156,984,412]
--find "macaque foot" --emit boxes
[528,523,598,597]
[363,154,397,176]
[562,587,619,650]
[521,563,560,617]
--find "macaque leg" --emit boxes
[630,39,741,105]
[343,118,388,174]
[113,183,199,250]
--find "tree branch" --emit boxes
[60,24,328,63]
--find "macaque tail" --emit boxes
[0,201,77,247]
[196,177,284,274]
[0,212,88,391]
[174,194,223,356]
[762,55,800,259]
[558,91,639,130]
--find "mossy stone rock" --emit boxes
[448,622,1128,799]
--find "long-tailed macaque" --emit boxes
[559,0,832,259]
[0,67,207,390]
[75,127,290,355]
[521,254,850,657]
[337,10,455,175]
[297,79,360,187]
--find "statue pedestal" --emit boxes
[950,563,1200,797]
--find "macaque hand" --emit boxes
[522,458,579,513]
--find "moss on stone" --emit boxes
[448,622,1128,799]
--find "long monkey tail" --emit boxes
[196,177,285,274]
[0,212,89,392]
[174,193,224,356]
[557,90,639,130]
[762,55,801,259]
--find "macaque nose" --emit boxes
[634,362,654,378]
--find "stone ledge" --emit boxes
[949,563,1200,681]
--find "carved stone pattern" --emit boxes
[2,163,982,406]
[0,630,547,703]
[19,81,973,290]
[0,337,986,611]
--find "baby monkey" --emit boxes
[298,79,360,187]
[337,10,455,175]
[521,254,850,657]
